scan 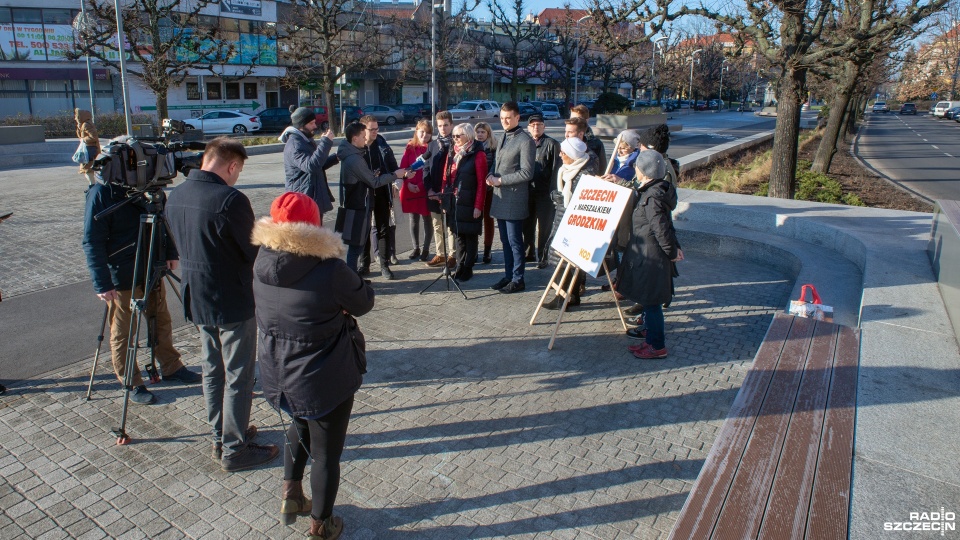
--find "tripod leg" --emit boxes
[145,312,160,384]
[113,304,142,445]
[86,304,110,400]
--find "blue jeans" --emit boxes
[346,243,363,273]
[198,318,257,458]
[498,218,525,283]
[642,304,665,350]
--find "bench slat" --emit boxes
[711,315,816,538]
[757,320,839,539]
[668,313,795,540]
[805,324,859,540]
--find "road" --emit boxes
[0,112,775,382]
[856,111,960,202]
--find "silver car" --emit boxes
[363,105,405,125]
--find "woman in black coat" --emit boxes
[442,123,488,281]
[252,192,375,540]
[617,151,684,359]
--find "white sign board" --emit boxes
[550,175,632,278]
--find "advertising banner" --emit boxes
[549,175,632,278]
[0,23,76,61]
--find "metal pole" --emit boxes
[430,1,436,120]
[79,0,96,121]
[113,0,132,135]
[573,16,589,107]
[719,61,727,111]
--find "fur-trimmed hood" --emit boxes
[252,217,347,287]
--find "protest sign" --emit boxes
[549,175,632,277]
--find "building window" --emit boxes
[225,82,240,99]
[186,82,200,100]
[244,82,257,100]
[207,81,221,100]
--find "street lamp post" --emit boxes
[573,15,590,106]
[718,59,728,111]
[650,36,667,102]
[687,49,702,108]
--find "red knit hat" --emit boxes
[270,192,321,226]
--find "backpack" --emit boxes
[96,136,177,190]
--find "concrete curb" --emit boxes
[677,131,774,173]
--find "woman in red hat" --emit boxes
[252,192,375,540]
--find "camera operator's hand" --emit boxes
[97,290,119,302]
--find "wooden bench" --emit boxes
[669,313,860,540]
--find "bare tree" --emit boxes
[811,0,948,174]
[76,0,248,120]
[540,5,591,104]
[280,0,395,133]
[476,0,551,101]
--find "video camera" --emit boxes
[93,118,206,191]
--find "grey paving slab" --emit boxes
[0,246,791,538]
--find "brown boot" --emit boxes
[307,515,343,540]
[280,480,312,525]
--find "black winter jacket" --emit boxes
[532,134,561,194]
[336,140,398,246]
[165,169,258,325]
[366,134,400,207]
[442,141,487,235]
[252,219,375,418]
[617,178,680,307]
[83,181,177,294]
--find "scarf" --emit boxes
[443,143,470,191]
[557,156,589,207]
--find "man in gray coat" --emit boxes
[282,107,337,219]
[486,102,536,293]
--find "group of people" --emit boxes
[78,98,685,540]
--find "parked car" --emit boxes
[449,100,499,121]
[871,101,889,113]
[694,100,708,111]
[306,106,330,130]
[334,106,364,124]
[539,103,562,120]
[632,99,652,110]
[183,110,261,134]
[517,103,542,121]
[362,104,405,125]
[899,103,917,115]
[256,107,291,132]
[945,106,960,120]
[544,99,569,117]
[395,104,431,122]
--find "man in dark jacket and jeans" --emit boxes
[357,115,401,279]
[523,113,561,268]
[282,107,337,220]
[487,101,536,293]
[166,137,280,472]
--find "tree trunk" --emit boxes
[837,97,851,141]
[156,92,169,123]
[768,66,807,199]
[811,62,859,174]
[846,95,862,136]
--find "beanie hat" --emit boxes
[637,124,671,153]
[291,107,317,129]
[634,149,666,181]
[619,129,641,149]
[560,137,587,160]
[270,192,321,226]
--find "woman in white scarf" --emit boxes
[557,137,590,207]
[542,137,597,311]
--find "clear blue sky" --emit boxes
[471,0,588,21]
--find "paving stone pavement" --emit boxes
[0,250,791,539]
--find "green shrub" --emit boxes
[240,136,280,147]
[592,92,631,114]
[756,182,769,196]
[0,111,157,139]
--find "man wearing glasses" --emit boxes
[357,115,402,279]
[486,102,536,294]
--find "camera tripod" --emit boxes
[419,191,467,299]
[84,189,186,445]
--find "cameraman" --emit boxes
[166,137,279,472]
[82,171,200,406]
[282,107,337,222]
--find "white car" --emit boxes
[540,103,561,120]
[184,110,261,134]
[449,100,499,121]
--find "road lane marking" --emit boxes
[923,138,928,141]
[932,145,940,149]
[946,153,954,157]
